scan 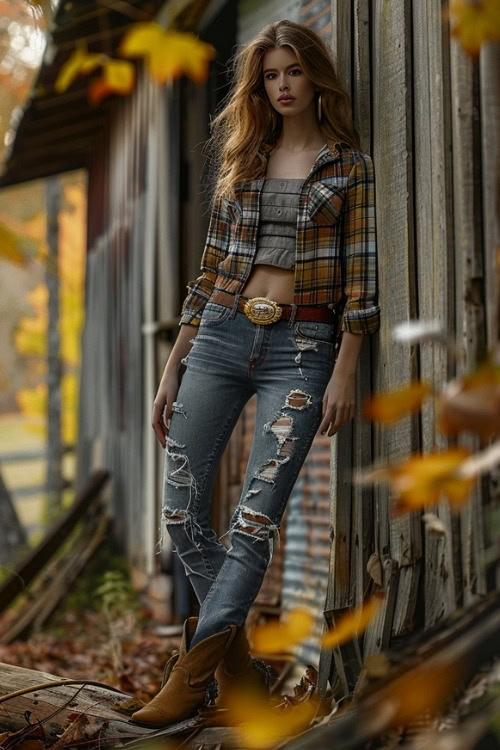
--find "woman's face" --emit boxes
[262,45,316,118]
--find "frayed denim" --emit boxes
[158,293,337,649]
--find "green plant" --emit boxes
[95,568,139,674]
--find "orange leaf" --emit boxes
[461,354,500,389]
[386,448,476,516]
[321,592,384,648]
[250,607,314,653]
[445,0,500,57]
[225,686,320,748]
[361,380,432,422]
[88,77,114,107]
[436,382,500,442]
[365,661,462,731]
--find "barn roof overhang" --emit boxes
[0,0,212,189]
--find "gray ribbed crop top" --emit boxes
[254,177,305,270]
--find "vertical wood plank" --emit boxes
[479,42,500,350]
[370,0,421,643]
[350,0,375,613]
[412,0,458,627]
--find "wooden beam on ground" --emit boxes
[0,663,203,745]
[0,469,110,612]
[0,508,110,643]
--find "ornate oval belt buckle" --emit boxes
[243,296,282,325]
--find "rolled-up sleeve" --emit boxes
[340,153,381,335]
[178,197,232,327]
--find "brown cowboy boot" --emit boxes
[129,616,237,728]
[213,623,277,707]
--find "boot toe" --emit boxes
[129,704,166,727]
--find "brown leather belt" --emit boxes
[209,289,337,325]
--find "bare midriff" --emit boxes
[240,141,326,305]
[240,264,296,304]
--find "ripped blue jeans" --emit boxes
[159,292,337,649]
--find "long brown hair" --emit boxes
[202,19,361,208]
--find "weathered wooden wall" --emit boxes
[319,0,499,697]
[76,64,162,574]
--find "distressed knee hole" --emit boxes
[285,389,312,409]
[163,508,188,523]
[226,505,281,569]
[166,450,194,488]
[264,413,299,457]
[238,510,273,536]
[232,507,277,542]
[254,456,290,483]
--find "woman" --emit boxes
[130,18,380,729]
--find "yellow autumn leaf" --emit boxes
[14,330,46,358]
[28,283,49,314]
[321,592,384,648]
[365,661,462,731]
[149,32,216,84]
[119,23,216,85]
[59,303,84,366]
[55,47,107,92]
[55,46,86,92]
[62,372,78,443]
[225,687,320,748]
[361,380,432,423]
[14,283,48,355]
[385,448,476,516]
[250,607,314,653]
[103,59,135,93]
[24,212,46,240]
[445,0,500,57]
[15,374,78,443]
[16,382,47,422]
[117,21,166,55]
[54,47,84,92]
[0,221,27,265]
[80,52,107,74]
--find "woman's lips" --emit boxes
[278,97,295,104]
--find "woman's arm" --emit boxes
[152,323,198,447]
[318,152,381,436]
[317,331,363,437]
[178,195,233,327]
[334,330,364,377]
[339,153,380,335]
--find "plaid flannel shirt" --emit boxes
[179,141,380,335]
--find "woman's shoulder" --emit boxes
[319,144,375,185]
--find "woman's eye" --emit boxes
[265,69,302,80]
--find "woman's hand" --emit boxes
[152,365,181,449]
[317,369,356,437]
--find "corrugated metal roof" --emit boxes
[0,0,166,188]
